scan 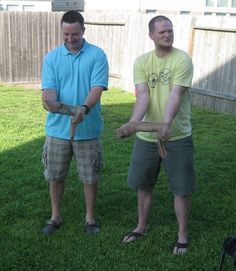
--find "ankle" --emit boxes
[85,215,95,224]
[51,215,62,223]
[178,232,188,243]
[135,225,147,234]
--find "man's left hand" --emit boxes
[160,124,171,141]
[71,106,86,125]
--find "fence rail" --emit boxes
[0,11,235,115]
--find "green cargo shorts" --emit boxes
[127,136,196,196]
[42,136,103,184]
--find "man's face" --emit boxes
[149,20,174,49]
[61,22,85,52]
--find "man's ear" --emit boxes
[149,32,154,41]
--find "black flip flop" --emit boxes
[122,231,145,244]
[84,222,100,235]
[173,242,188,255]
[41,219,62,235]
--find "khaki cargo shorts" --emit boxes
[42,136,103,184]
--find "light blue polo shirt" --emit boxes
[41,40,109,140]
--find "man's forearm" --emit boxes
[43,100,79,116]
[83,87,103,109]
[163,86,185,124]
[163,96,180,124]
[130,92,149,122]
[42,89,81,116]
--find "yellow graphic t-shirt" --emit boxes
[133,48,193,142]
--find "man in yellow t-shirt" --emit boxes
[117,15,196,254]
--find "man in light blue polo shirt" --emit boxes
[41,10,109,235]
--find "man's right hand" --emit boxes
[116,121,137,138]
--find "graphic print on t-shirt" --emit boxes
[148,69,171,88]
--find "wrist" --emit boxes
[81,104,90,115]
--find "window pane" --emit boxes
[146,10,156,14]
[217,0,228,7]
[232,0,236,8]
[206,0,215,6]
[23,5,34,11]
[7,5,20,11]
[180,11,190,15]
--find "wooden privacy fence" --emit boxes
[0,11,235,115]
[188,18,236,116]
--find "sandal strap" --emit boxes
[175,242,188,249]
[46,219,62,227]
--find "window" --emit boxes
[6,5,20,11]
[52,0,84,11]
[146,10,156,14]
[206,0,235,7]
[206,0,215,6]
[204,12,213,15]
[180,11,190,15]
[217,0,228,7]
[23,5,35,11]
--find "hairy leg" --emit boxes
[83,183,98,224]
[173,195,191,254]
[49,180,65,222]
[123,189,154,243]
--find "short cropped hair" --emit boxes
[61,10,84,28]
[148,16,173,33]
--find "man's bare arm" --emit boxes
[42,89,58,111]
[116,83,150,138]
[160,85,186,141]
[130,83,150,122]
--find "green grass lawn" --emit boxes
[0,85,236,271]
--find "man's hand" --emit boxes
[71,106,86,125]
[70,106,87,140]
[160,123,171,141]
[116,122,137,138]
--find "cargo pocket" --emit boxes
[93,142,104,173]
[42,140,48,170]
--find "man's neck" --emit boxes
[65,39,85,54]
[155,46,173,58]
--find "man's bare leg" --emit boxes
[123,189,154,243]
[50,180,65,222]
[83,183,98,224]
[173,194,190,254]
[41,180,65,235]
[83,183,100,235]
